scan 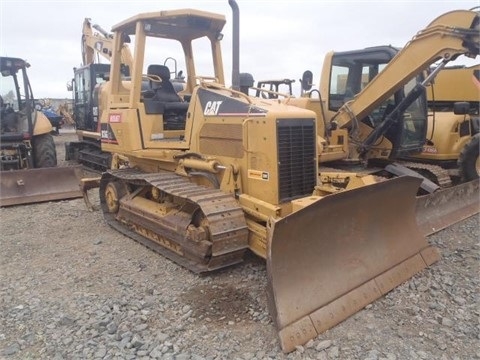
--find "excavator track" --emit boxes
[99,168,249,273]
[399,161,453,188]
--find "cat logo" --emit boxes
[204,100,223,115]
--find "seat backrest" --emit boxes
[147,65,171,83]
[147,65,181,102]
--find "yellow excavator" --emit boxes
[65,18,133,171]
[0,57,82,206]
[80,2,478,353]
[300,46,479,188]
[66,18,186,172]
[282,10,479,234]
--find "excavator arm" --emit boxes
[331,10,479,133]
[81,18,133,68]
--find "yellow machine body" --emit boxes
[79,5,479,353]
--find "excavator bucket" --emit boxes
[266,176,439,353]
[0,166,84,207]
[416,179,479,236]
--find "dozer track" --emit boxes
[99,168,249,273]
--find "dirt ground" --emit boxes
[0,129,478,360]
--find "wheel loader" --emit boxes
[75,2,480,352]
[0,56,83,206]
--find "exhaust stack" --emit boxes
[228,0,240,91]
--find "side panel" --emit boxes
[427,64,480,104]
[100,109,143,154]
[414,112,473,160]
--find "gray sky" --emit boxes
[1,0,479,99]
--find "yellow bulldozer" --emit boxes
[0,57,82,206]
[80,2,479,353]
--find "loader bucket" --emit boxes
[0,166,84,207]
[416,179,479,236]
[266,176,439,353]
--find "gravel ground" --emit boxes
[0,129,479,360]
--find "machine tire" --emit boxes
[458,133,480,182]
[32,133,57,168]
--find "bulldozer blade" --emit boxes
[0,166,84,207]
[266,176,439,353]
[416,179,479,236]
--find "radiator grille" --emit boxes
[277,119,316,203]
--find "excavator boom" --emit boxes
[81,18,133,68]
[332,10,479,131]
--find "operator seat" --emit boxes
[147,64,182,103]
[144,64,189,131]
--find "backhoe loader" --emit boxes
[75,2,480,352]
[0,56,82,206]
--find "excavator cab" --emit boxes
[324,46,428,157]
[70,63,131,132]
[66,62,131,171]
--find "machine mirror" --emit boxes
[453,101,470,115]
[301,70,313,91]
